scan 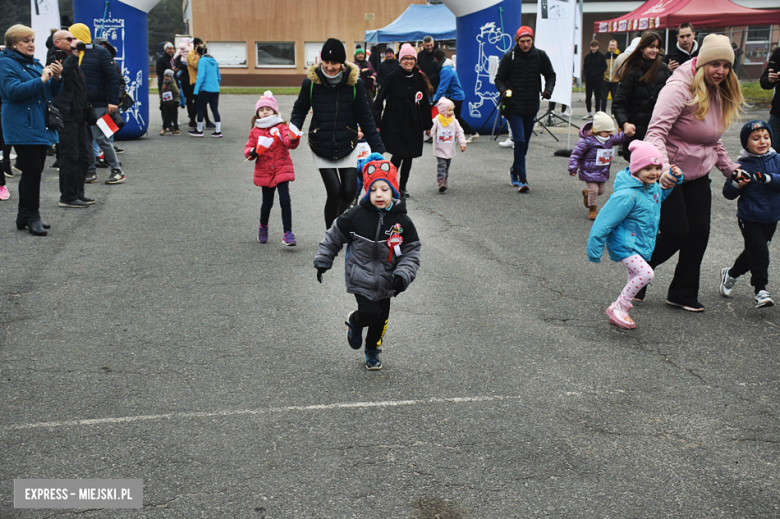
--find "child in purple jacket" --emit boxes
[568,111,633,219]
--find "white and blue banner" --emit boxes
[74,0,161,140]
[442,0,522,130]
[31,0,61,63]
[534,0,576,107]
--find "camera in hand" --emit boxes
[76,42,87,51]
[55,49,67,61]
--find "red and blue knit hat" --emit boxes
[362,159,400,200]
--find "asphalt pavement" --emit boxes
[1,93,779,518]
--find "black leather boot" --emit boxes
[27,218,48,236]
[17,210,50,231]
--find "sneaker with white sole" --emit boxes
[465,133,480,144]
[257,224,268,243]
[105,170,126,184]
[665,298,705,312]
[345,311,363,349]
[188,129,204,137]
[498,138,514,148]
[719,267,738,297]
[211,132,223,138]
[517,179,530,193]
[509,167,520,187]
[0,185,9,200]
[365,349,382,370]
[282,231,297,246]
[755,290,774,308]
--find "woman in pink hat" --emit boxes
[373,43,434,198]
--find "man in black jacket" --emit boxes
[50,30,93,208]
[583,40,607,118]
[376,47,399,91]
[417,36,439,93]
[495,26,555,192]
[664,23,698,73]
[68,23,124,184]
[760,46,780,148]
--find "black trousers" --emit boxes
[601,81,618,110]
[452,99,475,135]
[58,121,90,202]
[319,167,357,229]
[260,181,292,232]
[14,145,48,220]
[161,105,179,130]
[585,79,603,112]
[730,218,777,293]
[649,175,712,304]
[353,295,391,351]
[196,91,220,123]
[0,120,9,187]
[390,155,413,192]
[180,80,197,122]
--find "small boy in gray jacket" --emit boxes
[315,158,421,370]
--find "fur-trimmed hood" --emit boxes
[307,61,360,86]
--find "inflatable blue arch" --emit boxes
[73,0,160,140]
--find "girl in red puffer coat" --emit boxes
[244,91,300,246]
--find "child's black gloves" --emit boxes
[248,147,258,160]
[751,171,771,184]
[731,169,749,182]
[316,267,328,283]
[392,275,406,296]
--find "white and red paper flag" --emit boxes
[96,113,120,138]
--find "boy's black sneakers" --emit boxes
[345,311,363,349]
[188,129,204,137]
[365,349,382,370]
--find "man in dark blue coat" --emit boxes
[69,23,124,185]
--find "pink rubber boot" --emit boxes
[606,298,636,329]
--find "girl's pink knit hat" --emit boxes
[398,43,416,61]
[255,91,279,115]
[628,140,663,174]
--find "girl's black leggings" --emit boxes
[260,181,292,232]
[390,156,413,192]
[319,167,357,229]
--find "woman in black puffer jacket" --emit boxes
[290,39,385,229]
[612,32,669,161]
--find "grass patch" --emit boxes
[741,81,773,100]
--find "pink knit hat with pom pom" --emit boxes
[255,91,279,115]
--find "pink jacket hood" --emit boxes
[644,60,738,182]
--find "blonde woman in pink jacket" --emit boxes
[637,34,745,311]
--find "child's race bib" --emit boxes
[437,128,455,144]
[162,91,173,102]
[596,148,614,166]
[357,142,371,160]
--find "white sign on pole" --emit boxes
[534,0,575,107]
[30,0,60,64]
[573,3,582,80]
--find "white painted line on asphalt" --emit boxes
[2,395,524,431]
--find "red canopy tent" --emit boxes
[594,0,780,34]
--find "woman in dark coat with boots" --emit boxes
[290,38,385,229]
[612,31,669,161]
[373,43,433,198]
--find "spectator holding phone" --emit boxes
[760,46,780,148]
[664,23,699,73]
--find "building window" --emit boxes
[744,26,771,65]
[256,42,296,68]
[208,42,247,68]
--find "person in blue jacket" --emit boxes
[189,45,222,138]
[432,49,477,142]
[588,140,682,329]
[719,120,780,308]
[0,24,63,236]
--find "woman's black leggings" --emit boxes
[390,156,413,192]
[196,91,220,123]
[319,167,357,229]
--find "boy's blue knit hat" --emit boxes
[740,120,772,150]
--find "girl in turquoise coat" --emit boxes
[587,140,682,329]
